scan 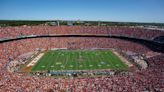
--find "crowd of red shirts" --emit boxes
[0,25,163,39]
[0,26,163,91]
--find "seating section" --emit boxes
[0,26,163,40]
[0,26,163,91]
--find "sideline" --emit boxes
[112,50,133,67]
[27,53,44,67]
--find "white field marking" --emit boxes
[63,54,67,67]
[51,66,54,67]
[100,61,105,64]
[61,65,64,68]
[63,52,69,70]
[41,66,45,67]
[112,50,133,67]
[70,65,73,67]
[27,53,44,67]
[56,62,62,65]
[89,65,93,67]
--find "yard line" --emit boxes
[66,51,71,70]
[92,51,101,69]
[103,51,116,69]
[44,52,55,70]
[62,51,68,70]
[78,51,84,70]
[75,51,79,70]
[81,51,87,70]
[88,51,96,70]
[47,51,59,70]
[85,51,91,70]
[54,51,63,70]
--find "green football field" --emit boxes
[31,50,128,71]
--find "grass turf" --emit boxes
[31,50,128,71]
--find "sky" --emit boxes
[0,0,164,23]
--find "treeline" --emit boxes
[0,20,47,27]
[0,20,164,27]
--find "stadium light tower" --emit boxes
[57,20,60,26]
[98,20,101,26]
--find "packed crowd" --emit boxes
[0,26,163,91]
[0,54,163,92]
[0,37,153,61]
[0,25,164,40]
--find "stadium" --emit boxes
[0,24,164,91]
[1,0,164,91]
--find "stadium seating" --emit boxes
[0,26,164,40]
[0,26,163,91]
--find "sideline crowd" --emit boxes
[0,26,163,91]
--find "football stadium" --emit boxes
[0,0,164,92]
[0,24,163,91]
